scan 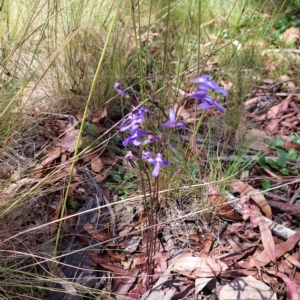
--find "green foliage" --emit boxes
[274,0,300,30]
[291,135,300,144]
[266,136,285,148]
[262,179,271,190]
[83,121,96,136]
[266,0,300,46]
[106,167,135,197]
[258,135,300,176]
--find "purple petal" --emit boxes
[133,128,148,138]
[133,139,143,146]
[175,122,185,129]
[190,91,225,113]
[160,121,171,128]
[192,75,228,96]
[114,82,128,97]
[122,129,148,146]
[200,80,218,90]
[160,108,186,129]
[120,113,133,127]
[192,74,210,84]
[212,102,225,113]
[169,108,176,122]
[135,107,154,116]
[120,112,146,132]
[160,121,185,129]
[147,153,169,165]
[152,163,160,177]
[199,82,228,96]
[188,91,207,100]
[142,150,152,160]
[161,160,170,166]
[198,96,225,113]
[123,136,134,147]
[197,84,211,91]
[146,157,156,164]
[146,152,169,177]
[213,87,228,96]
[199,102,212,109]
[120,122,141,132]
[125,151,137,160]
[204,97,225,113]
[144,134,164,144]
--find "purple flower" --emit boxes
[146,153,169,177]
[160,108,185,129]
[143,133,165,145]
[123,129,148,147]
[114,82,129,97]
[120,113,146,132]
[186,90,207,99]
[125,151,137,160]
[120,108,153,132]
[189,92,225,113]
[192,75,228,96]
[134,107,154,116]
[142,150,152,160]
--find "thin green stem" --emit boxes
[52,0,123,269]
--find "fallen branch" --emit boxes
[225,191,297,241]
[262,49,300,55]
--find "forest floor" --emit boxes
[1,58,300,299]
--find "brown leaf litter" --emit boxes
[2,75,300,299]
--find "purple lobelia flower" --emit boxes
[125,151,138,160]
[142,150,152,160]
[120,112,146,132]
[142,133,166,145]
[189,92,225,113]
[146,152,170,178]
[160,108,185,129]
[123,129,148,147]
[134,107,154,116]
[192,74,228,96]
[120,107,154,132]
[114,82,129,97]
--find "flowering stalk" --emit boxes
[114,74,226,178]
[114,75,227,281]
